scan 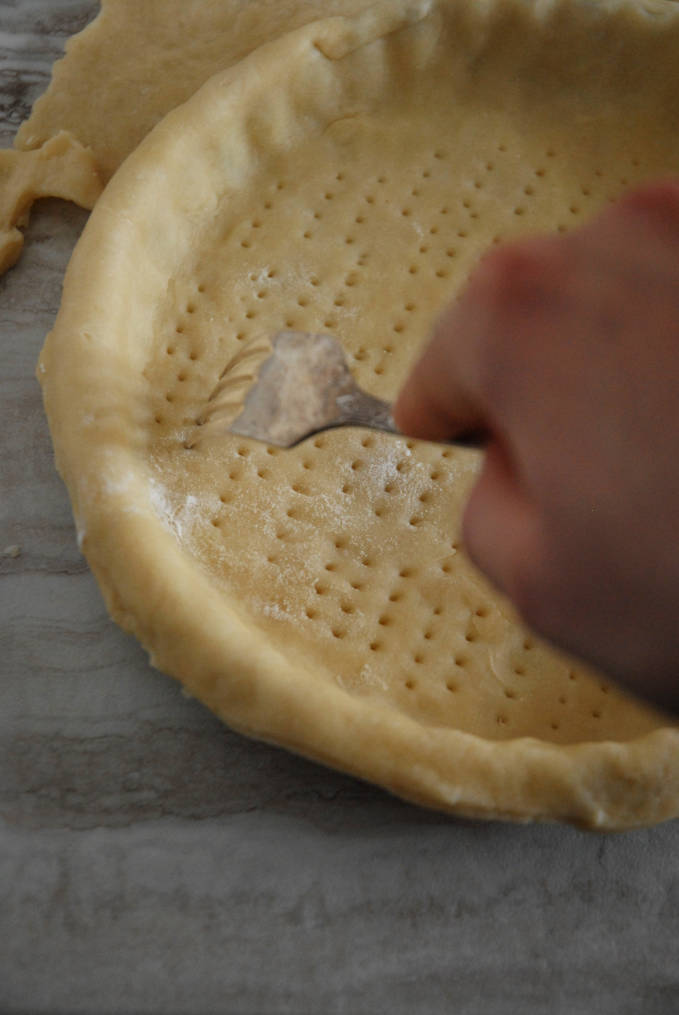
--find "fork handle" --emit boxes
[335,390,485,449]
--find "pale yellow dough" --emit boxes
[0,133,102,272]
[2,0,372,273]
[40,0,679,827]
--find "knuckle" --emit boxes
[466,240,561,405]
[473,238,556,309]
[459,234,573,414]
[616,179,679,230]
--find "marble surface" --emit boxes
[1,3,679,1013]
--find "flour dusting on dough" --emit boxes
[148,477,204,544]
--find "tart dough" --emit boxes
[40,0,679,828]
[0,132,102,273]
[1,0,373,273]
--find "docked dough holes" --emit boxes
[1,0,373,274]
[37,1,679,828]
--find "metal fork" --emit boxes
[192,330,482,450]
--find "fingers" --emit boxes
[392,301,485,441]
[395,179,679,447]
[393,234,562,443]
[461,439,540,611]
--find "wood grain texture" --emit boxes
[1,3,679,1014]
[0,1,97,147]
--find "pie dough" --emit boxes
[1,0,372,273]
[0,133,102,273]
[39,0,679,828]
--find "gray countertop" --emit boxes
[1,3,678,1013]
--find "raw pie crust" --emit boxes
[1,0,373,273]
[40,0,679,828]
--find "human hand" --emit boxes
[393,182,679,710]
